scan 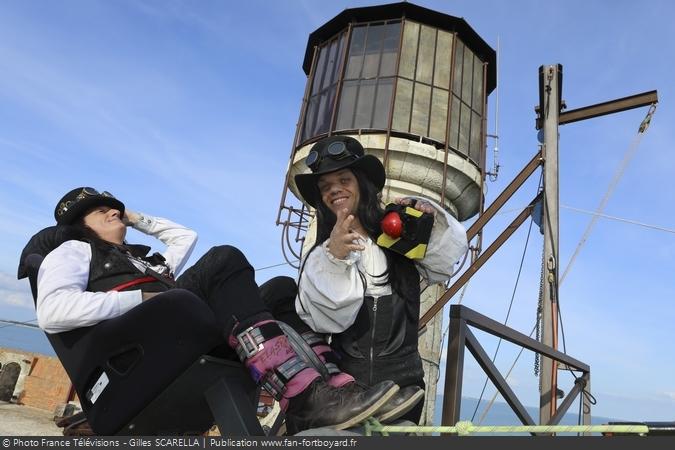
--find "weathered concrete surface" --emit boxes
[0,401,61,436]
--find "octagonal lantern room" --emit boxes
[285,2,496,222]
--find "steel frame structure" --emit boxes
[441,304,591,434]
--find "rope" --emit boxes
[0,318,39,330]
[495,204,675,236]
[363,418,649,436]
[560,103,657,285]
[561,205,675,235]
[254,260,297,272]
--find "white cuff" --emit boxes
[131,212,155,234]
[321,240,357,270]
[116,290,144,314]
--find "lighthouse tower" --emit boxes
[276,2,496,424]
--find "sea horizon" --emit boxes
[1,323,622,429]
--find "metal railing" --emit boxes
[441,305,591,434]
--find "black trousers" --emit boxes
[175,245,275,337]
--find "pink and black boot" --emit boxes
[229,321,398,432]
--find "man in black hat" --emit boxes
[35,187,399,432]
[289,135,469,423]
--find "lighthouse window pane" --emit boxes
[470,111,482,164]
[452,41,464,95]
[321,39,339,91]
[434,31,453,89]
[316,86,339,135]
[459,102,471,155]
[380,22,401,77]
[346,26,367,79]
[302,96,319,141]
[472,60,484,115]
[429,88,448,142]
[333,33,347,85]
[392,78,413,132]
[311,45,328,96]
[462,48,474,105]
[449,95,460,150]
[411,83,431,136]
[398,21,419,80]
[415,25,435,85]
[313,92,329,135]
[373,78,394,129]
[363,25,384,79]
[336,80,358,130]
[354,79,377,128]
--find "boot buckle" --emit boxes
[236,327,264,358]
[260,372,285,401]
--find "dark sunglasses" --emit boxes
[57,188,115,217]
[305,141,354,171]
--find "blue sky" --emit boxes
[0,0,673,422]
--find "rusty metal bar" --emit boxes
[275,45,319,225]
[454,305,589,372]
[441,313,466,427]
[328,26,352,135]
[558,90,658,126]
[442,304,591,430]
[466,150,542,240]
[464,327,536,428]
[440,32,459,207]
[383,18,406,170]
[419,194,539,328]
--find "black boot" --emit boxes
[339,382,424,424]
[374,385,424,423]
[285,379,398,433]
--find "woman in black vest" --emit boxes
[36,187,399,432]
[291,136,469,424]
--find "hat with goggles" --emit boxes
[54,187,125,225]
[294,136,385,208]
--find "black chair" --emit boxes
[18,227,264,436]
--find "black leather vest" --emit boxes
[87,241,172,293]
[332,258,424,389]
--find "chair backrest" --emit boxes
[18,225,82,283]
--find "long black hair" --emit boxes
[300,167,418,306]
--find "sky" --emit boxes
[0,0,673,423]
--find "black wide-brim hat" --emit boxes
[294,136,385,208]
[54,187,125,225]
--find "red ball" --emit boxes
[381,211,403,238]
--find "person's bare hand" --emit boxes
[123,209,140,226]
[327,208,366,259]
[395,197,436,215]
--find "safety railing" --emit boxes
[441,305,591,434]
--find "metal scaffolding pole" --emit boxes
[539,64,561,425]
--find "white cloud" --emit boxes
[0,271,33,309]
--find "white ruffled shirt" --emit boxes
[295,198,468,333]
[36,214,197,334]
